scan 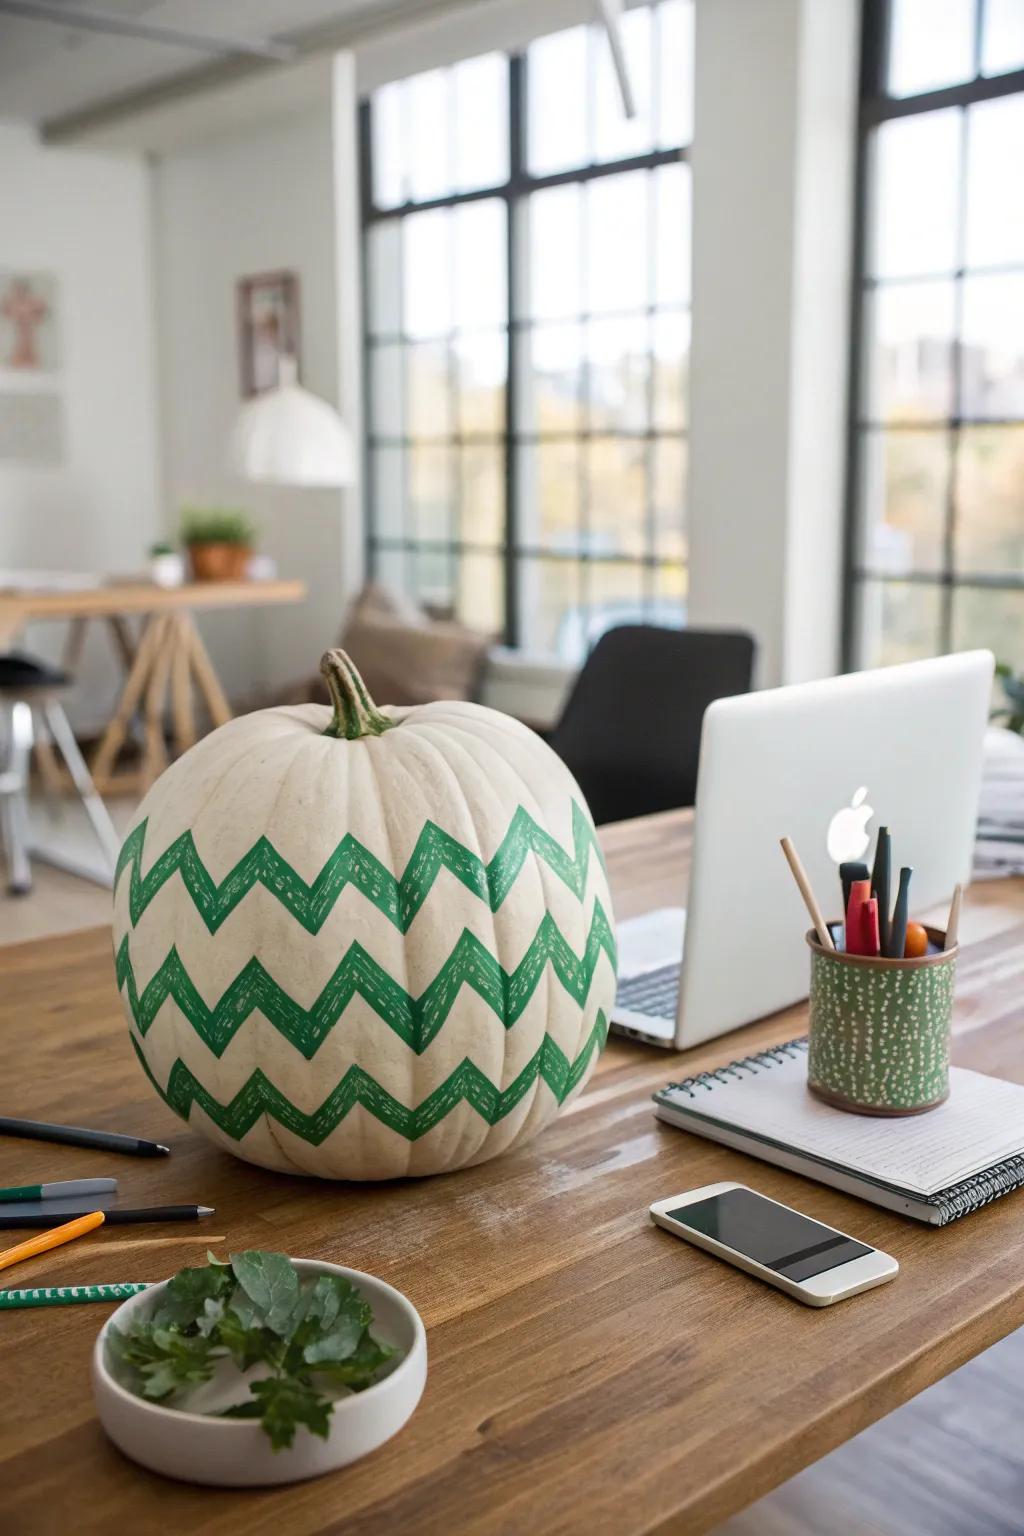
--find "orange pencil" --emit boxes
[0,1209,105,1277]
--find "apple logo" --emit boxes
[827,786,874,864]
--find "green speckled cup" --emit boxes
[806,927,957,1116]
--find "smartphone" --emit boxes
[649,1182,898,1307]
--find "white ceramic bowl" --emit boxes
[92,1259,427,1487]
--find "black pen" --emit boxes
[871,827,892,958]
[0,1205,213,1229]
[0,1117,170,1158]
[888,866,913,959]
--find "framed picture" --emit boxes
[0,270,59,374]
[237,270,300,397]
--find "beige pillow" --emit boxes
[339,583,491,707]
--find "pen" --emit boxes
[0,1178,116,1204]
[0,1282,151,1309]
[860,896,880,958]
[888,867,913,959]
[845,878,871,957]
[839,861,869,921]
[870,827,891,958]
[0,1117,169,1158]
[0,1211,105,1276]
[0,1205,213,1229]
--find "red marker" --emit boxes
[845,878,871,955]
[860,896,880,958]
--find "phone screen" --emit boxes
[666,1187,872,1282]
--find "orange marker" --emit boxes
[0,1209,105,1277]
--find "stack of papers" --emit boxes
[974,728,1024,880]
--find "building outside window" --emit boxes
[848,0,1024,671]
[361,0,693,659]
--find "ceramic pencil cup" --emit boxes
[806,927,957,1116]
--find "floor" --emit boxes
[4,799,1024,1532]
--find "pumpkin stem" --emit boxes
[320,649,395,740]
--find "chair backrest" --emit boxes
[547,625,756,825]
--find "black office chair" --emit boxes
[547,625,756,825]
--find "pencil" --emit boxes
[0,1178,116,1204]
[0,1117,169,1158]
[0,1205,214,1229]
[944,883,963,951]
[779,837,836,951]
[0,1282,150,1309]
[0,1210,105,1276]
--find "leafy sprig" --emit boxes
[106,1250,397,1451]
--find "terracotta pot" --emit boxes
[187,542,251,582]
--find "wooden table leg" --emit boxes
[169,612,196,757]
[183,613,232,729]
[106,614,136,671]
[139,615,174,795]
[90,614,162,787]
[61,616,89,676]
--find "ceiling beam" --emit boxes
[0,0,295,61]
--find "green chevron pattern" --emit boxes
[117,900,615,1060]
[131,1011,608,1145]
[115,800,604,937]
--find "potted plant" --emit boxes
[180,507,255,583]
[148,541,185,589]
[993,662,1024,736]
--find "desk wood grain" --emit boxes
[1,811,1023,1536]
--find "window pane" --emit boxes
[862,280,956,423]
[518,558,584,656]
[657,0,695,149]
[652,437,687,560]
[371,82,405,209]
[952,587,1024,663]
[414,545,454,614]
[527,26,588,176]
[516,440,581,552]
[982,0,1024,76]
[453,54,508,191]
[654,559,688,621]
[887,0,976,98]
[371,448,405,540]
[965,95,1024,268]
[527,185,582,320]
[453,200,506,331]
[955,425,1024,575]
[460,445,504,547]
[858,428,950,574]
[520,322,584,433]
[586,561,647,647]
[593,5,655,164]
[408,445,452,542]
[367,220,402,336]
[587,437,647,557]
[652,310,689,428]
[407,70,451,203]
[406,341,450,439]
[856,580,945,666]
[457,550,504,634]
[587,172,649,313]
[404,208,451,338]
[373,544,409,598]
[455,331,506,437]
[654,162,691,307]
[870,110,961,278]
[370,342,404,437]
[588,315,650,432]
[961,273,1024,419]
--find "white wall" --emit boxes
[152,56,360,702]
[0,122,160,728]
[687,0,859,687]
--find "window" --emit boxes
[847,0,1024,670]
[360,1,693,659]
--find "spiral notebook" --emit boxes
[653,1039,1024,1226]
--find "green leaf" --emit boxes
[217,1308,279,1373]
[248,1375,333,1452]
[230,1250,300,1335]
[153,1263,234,1330]
[302,1307,369,1366]
[218,1400,264,1420]
[312,1331,396,1390]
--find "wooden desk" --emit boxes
[0,580,306,791]
[2,811,1023,1535]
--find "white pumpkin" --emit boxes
[113,650,617,1179]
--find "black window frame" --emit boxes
[843,0,1024,669]
[358,17,690,652]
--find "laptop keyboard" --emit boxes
[616,962,681,1020]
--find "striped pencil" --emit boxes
[0,1282,150,1309]
[0,1178,116,1204]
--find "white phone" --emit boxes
[649,1182,898,1307]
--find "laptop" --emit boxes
[611,651,994,1049]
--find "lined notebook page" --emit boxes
[661,1051,1024,1198]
